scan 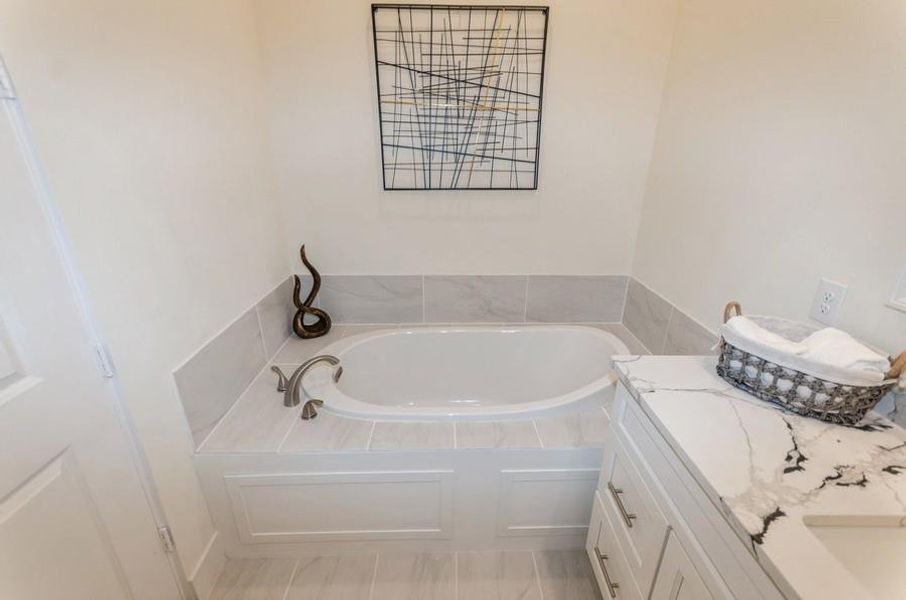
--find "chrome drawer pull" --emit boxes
[607,481,638,529]
[594,546,620,598]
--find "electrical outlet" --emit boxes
[809,278,848,326]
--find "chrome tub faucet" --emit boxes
[271,355,341,416]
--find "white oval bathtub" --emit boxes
[302,325,629,421]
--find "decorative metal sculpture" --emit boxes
[292,245,332,339]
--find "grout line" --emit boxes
[281,560,300,600]
[275,411,299,454]
[531,419,545,449]
[253,304,269,359]
[421,275,427,323]
[660,307,675,354]
[366,420,377,450]
[531,551,545,600]
[522,276,530,322]
[618,277,630,323]
[368,553,380,600]
[454,551,459,600]
[453,422,458,449]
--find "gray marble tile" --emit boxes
[273,325,388,364]
[198,369,297,453]
[285,554,376,600]
[256,277,296,360]
[424,276,527,323]
[210,558,296,600]
[622,279,673,353]
[319,275,423,324]
[455,421,541,449]
[534,551,601,600]
[663,309,718,356]
[457,552,542,600]
[371,553,455,600]
[525,276,627,323]
[370,422,454,450]
[533,409,609,448]
[174,308,267,446]
[595,323,651,355]
[281,412,374,453]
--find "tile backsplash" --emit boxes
[174,277,294,447]
[424,276,526,323]
[622,278,718,355]
[318,275,423,323]
[174,273,724,450]
[526,276,627,323]
[310,274,629,325]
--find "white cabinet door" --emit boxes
[586,491,642,600]
[651,533,714,600]
[0,69,182,599]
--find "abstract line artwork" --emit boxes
[372,4,549,190]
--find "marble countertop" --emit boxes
[614,355,906,600]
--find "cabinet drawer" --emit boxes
[586,491,642,600]
[600,437,669,597]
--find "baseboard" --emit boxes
[188,530,225,600]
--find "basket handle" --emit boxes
[723,301,742,324]
[888,351,906,380]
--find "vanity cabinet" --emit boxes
[651,533,714,600]
[586,382,784,600]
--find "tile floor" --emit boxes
[210,550,601,600]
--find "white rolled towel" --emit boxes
[725,316,808,355]
[800,328,891,376]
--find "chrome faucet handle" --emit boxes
[270,366,288,393]
[283,355,340,408]
[301,399,324,420]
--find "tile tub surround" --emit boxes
[526,276,627,323]
[196,322,632,454]
[196,359,611,453]
[210,550,599,600]
[318,275,424,324]
[622,278,718,355]
[301,274,630,325]
[614,355,906,600]
[424,276,526,323]
[174,277,295,446]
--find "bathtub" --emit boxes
[303,325,629,421]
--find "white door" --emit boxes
[0,68,184,599]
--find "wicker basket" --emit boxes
[716,302,904,426]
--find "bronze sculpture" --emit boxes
[292,245,331,339]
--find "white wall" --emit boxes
[254,0,679,275]
[0,0,289,586]
[633,0,906,353]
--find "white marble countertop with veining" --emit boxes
[614,355,906,600]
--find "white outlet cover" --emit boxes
[809,278,848,326]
